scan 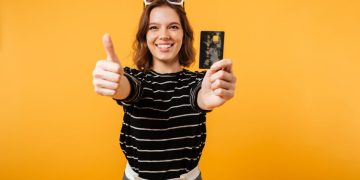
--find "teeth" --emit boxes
[157,44,172,48]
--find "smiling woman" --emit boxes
[92,0,236,179]
[146,6,184,73]
[1,0,360,179]
[134,0,195,72]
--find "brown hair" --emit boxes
[133,0,195,71]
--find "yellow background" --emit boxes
[1,0,360,179]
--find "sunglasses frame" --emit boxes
[143,0,184,7]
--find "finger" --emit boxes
[96,60,121,73]
[204,65,219,79]
[93,79,119,90]
[210,59,233,73]
[210,70,236,83]
[103,33,120,63]
[211,79,235,91]
[93,68,121,82]
[214,88,235,99]
[94,87,116,96]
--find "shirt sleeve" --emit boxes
[189,71,212,113]
[114,67,144,106]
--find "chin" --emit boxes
[158,58,177,62]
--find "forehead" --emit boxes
[149,6,181,24]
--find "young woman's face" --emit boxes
[146,6,183,66]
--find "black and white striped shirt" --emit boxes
[115,67,210,179]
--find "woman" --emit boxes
[92,0,236,179]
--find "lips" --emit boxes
[155,43,174,50]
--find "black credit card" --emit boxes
[199,31,225,69]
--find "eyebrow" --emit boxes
[148,22,181,26]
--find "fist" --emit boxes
[92,34,124,96]
[199,59,237,109]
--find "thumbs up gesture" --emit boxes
[92,34,125,97]
[197,59,237,110]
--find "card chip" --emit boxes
[212,35,219,43]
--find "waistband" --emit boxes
[125,162,200,180]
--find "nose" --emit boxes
[159,28,170,41]
[160,35,170,41]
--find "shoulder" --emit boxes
[123,67,146,78]
[124,67,141,74]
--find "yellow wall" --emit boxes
[1,0,360,179]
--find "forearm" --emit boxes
[112,75,131,100]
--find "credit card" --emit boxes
[199,31,225,69]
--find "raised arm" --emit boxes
[92,34,131,100]
[197,59,237,111]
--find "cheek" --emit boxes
[173,32,184,45]
[178,31,184,40]
[178,35,184,48]
[179,32,184,45]
[146,38,151,47]
[146,33,155,45]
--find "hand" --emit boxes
[92,34,124,96]
[199,59,237,110]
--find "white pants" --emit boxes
[124,162,201,180]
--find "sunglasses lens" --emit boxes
[144,0,183,6]
[168,0,182,2]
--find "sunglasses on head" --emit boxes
[143,0,184,7]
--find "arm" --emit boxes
[112,74,131,100]
[92,33,132,100]
[197,59,237,110]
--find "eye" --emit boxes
[169,25,180,30]
[149,26,158,30]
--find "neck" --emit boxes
[151,59,182,74]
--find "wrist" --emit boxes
[197,88,214,111]
[112,75,130,100]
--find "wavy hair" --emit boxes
[133,0,195,71]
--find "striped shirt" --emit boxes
[115,67,210,179]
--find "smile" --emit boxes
[155,43,174,49]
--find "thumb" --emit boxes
[102,33,120,63]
